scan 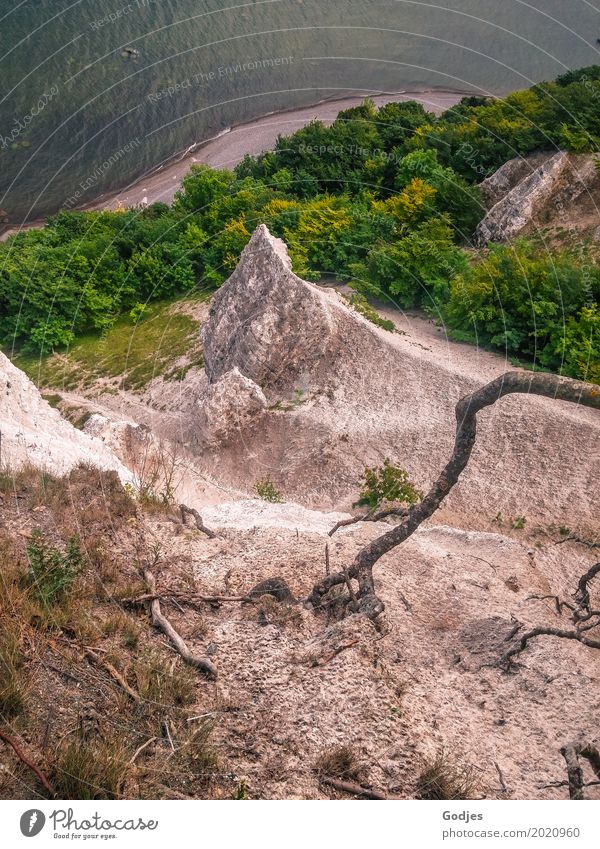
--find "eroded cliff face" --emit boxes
[202,224,347,391]
[193,225,600,529]
[0,350,131,481]
[475,152,600,244]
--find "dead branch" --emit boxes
[0,729,55,796]
[129,737,157,765]
[500,626,600,670]
[560,743,600,799]
[554,535,600,548]
[499,557,600,670]
[118,591,245,606]
[180,504,216,538]
[308,372,600,619]
[525,595,576,615]
[83,647,140,702]
[320,775,389,799]
[494,761,508,794]
[143,567,217,679]
[328,506,408,537]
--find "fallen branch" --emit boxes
[143,567,217,679]
[180,504,216,538]
[0,729,55,796]
[320,775,388,800]
[84,647,140,702]
[129,737,157,765]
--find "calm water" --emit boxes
[0,0,598,222]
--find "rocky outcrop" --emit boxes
[478,152,554,209]
[475,151,569,245]
[202,225,355,391]
[196,367,267,447]
[0,351,132,481]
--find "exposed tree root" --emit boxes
[179,504,216,538]
[499,562,600,671]
[0,729,55,796]
[560,743,600,799]
[143,567,217,679]
[83,646,140,702]
[308,372,600,621]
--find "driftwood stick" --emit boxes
[143,568,217,679]
[320,775,388,800]
[84,647,140,702]
[0,729,55,796]
[559,743,600,800]
[180,504,216,539]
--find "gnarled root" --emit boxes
[309,372,600,622]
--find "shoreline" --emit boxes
[1,88,468,241]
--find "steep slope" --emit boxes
[0,350,131,480]
[190,226,600,530]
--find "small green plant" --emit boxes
[255,477,283,503]
[354,459,421,511]
[233,779,249,799]
[510,516,526,530]
[24,530,84,608]
[129,302,146,323]
[346,292,396,332]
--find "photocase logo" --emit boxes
[19,810,46,837]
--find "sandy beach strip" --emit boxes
[1,89,465,239]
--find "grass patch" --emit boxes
[13,297,204,392]
[416,749,479,800]
[315,744,363,782]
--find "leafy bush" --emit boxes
[255,477,283,503]
[443,241,600,380]
[24,530,84,608]
[354,460,422,511]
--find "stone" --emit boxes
[475,151,569,245]
[0,351,132,481]
[197,366,267,446]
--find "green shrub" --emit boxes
[354,460,422,511]
[255,478,283,503]
[24,531,84,608]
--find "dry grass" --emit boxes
[416,749,480,800]
[314,744,363,782]
[51,737,131,800]
[0,464,230,801]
